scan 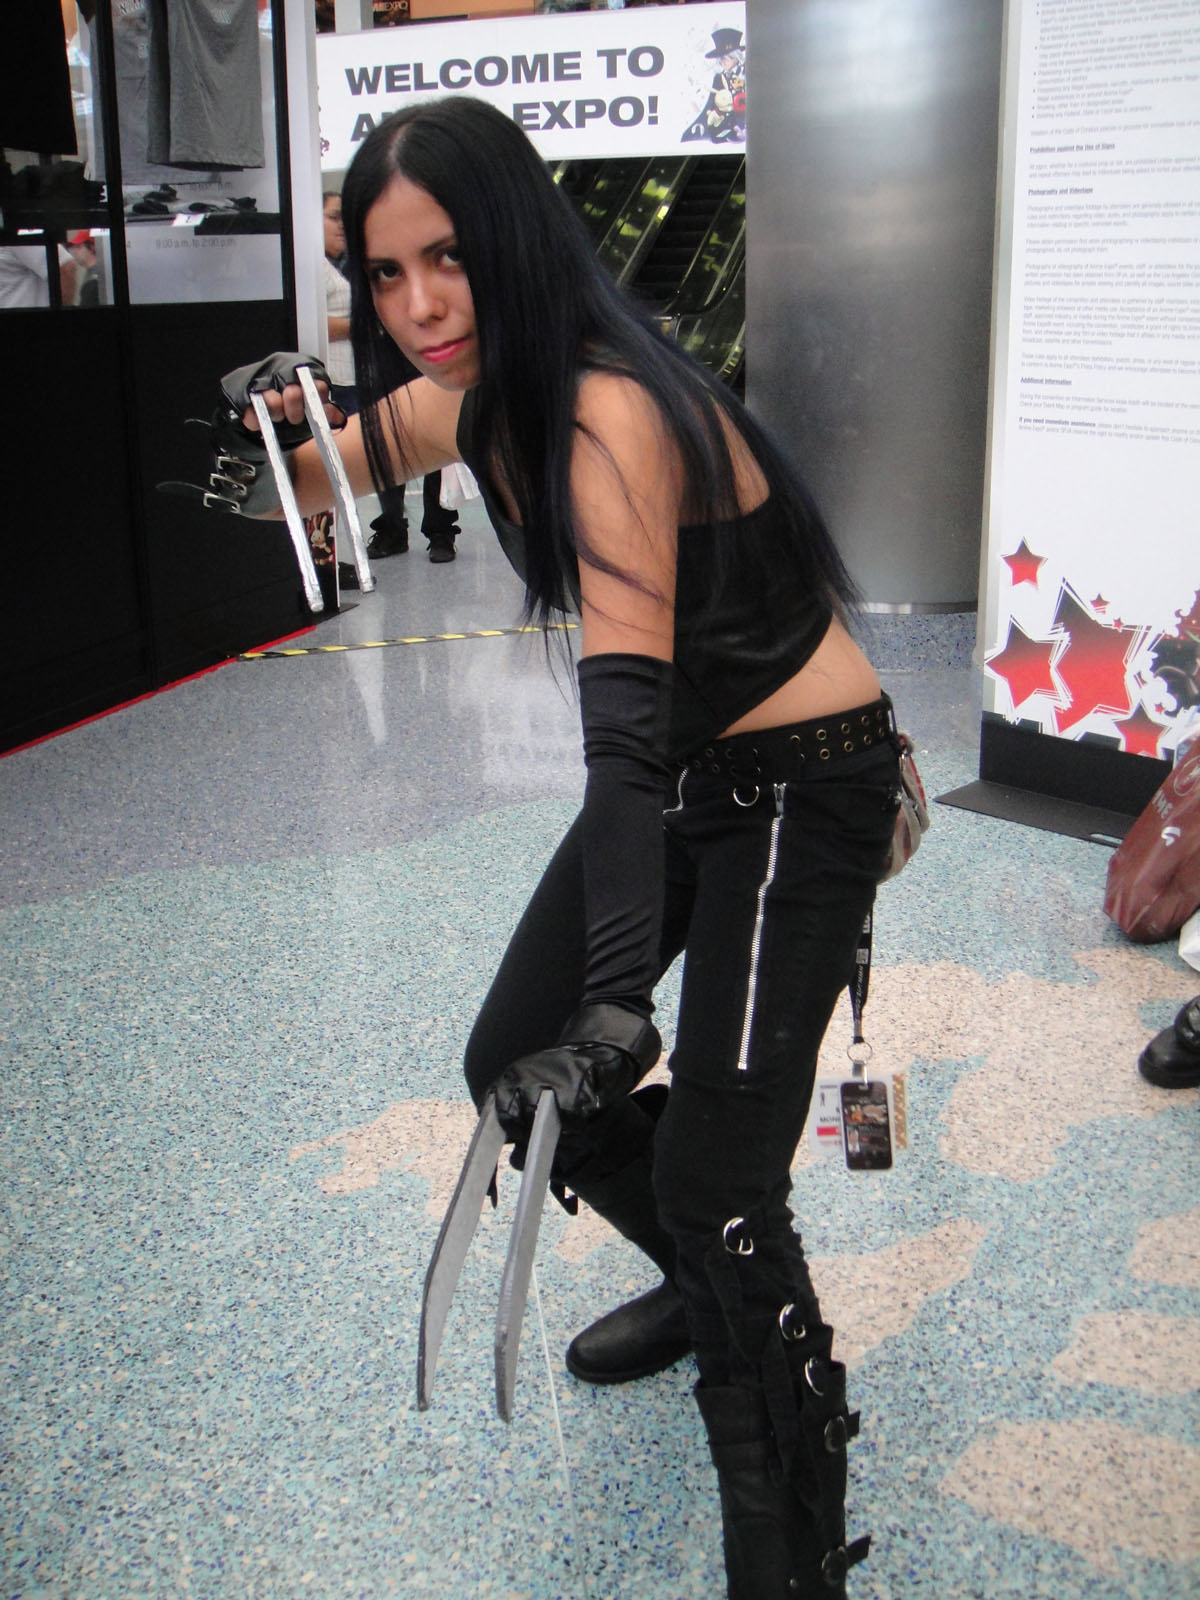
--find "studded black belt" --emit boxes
[680,695,897,796]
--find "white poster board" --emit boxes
[315,2,746,168]
[982,0,1200,762]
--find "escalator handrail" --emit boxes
[673,251,745,383]
[658,159,746,318]
[596,157,698,287]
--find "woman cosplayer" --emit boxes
[213,97,901,1598]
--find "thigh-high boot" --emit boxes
[559,1084,692,1383]
[691,1215,870,1598]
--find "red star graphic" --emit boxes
[1092,594,1108,612]
[1051,588,1137,735]
[1003,539,1047,587]
[1114,703,1167,758]
[985,618,1059,712]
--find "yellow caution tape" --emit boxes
[239,621,577,660]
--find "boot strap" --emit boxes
[820,1534,871,1587]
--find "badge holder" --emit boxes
[808,912,908,1172]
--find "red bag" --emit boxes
[1104,746,1200,942]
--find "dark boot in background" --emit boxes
[367,484,410,558]
[1139,994,1200,1088]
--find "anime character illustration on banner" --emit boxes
[682,26,746,145]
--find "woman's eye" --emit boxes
[441,246,463,268]
[369,262,399,285]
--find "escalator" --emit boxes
[555,154,746,388]
[595,158,694,286]
[553,158,647,247]
[672,248,746,394]
[629,156,742,313]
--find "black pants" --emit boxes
[376,473,458,537]
[464,734,898,1385]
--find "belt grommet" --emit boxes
[844,740,854,753]
[841,722,851,734]
[863,733,872,744]
[820,748,831,761]
[816,727,828,741]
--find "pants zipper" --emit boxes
[737,783,787,1072]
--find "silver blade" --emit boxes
[295,365,375,593]
[249,391,324,613]
[494,1090,561,1423]
[417,1095,507,1411]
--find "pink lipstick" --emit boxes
[420,339,468,365]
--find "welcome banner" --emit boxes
[315,2,746,169]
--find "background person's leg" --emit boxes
[367,482,409,557]
[422,471,459,563]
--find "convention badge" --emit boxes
[809,1075,849,1160]
[808,1055,908,1171]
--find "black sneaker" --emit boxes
[427,533,457,563]
[367,516,409,558]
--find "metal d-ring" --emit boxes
[732,784,760,808]
[723,1216,754,1256]
[779,1303,807,1342]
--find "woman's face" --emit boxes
[322,196,345,261]
[363,174,480,391]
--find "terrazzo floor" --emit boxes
[3,493,1197,1599]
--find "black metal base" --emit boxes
[935,779,1134,845]
[936,715,1171,845]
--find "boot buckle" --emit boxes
[824,1415,848,1453]
[820,1546,849,1586]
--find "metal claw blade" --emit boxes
[494,1089,561,1423]
[295,365,375,593]
[417,1095,507,1411]
[249,390,324,613]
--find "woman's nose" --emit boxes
[407,270,443,323]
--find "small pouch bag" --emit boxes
[881,731,931,882]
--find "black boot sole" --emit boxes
[565,1334,693,1385]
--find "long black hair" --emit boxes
[340,95,859,628]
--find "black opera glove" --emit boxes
[492,1003,662,1143]
[157,352,343,517]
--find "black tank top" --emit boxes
[456,389,832,757]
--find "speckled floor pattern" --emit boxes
[3,493,1198,1599]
